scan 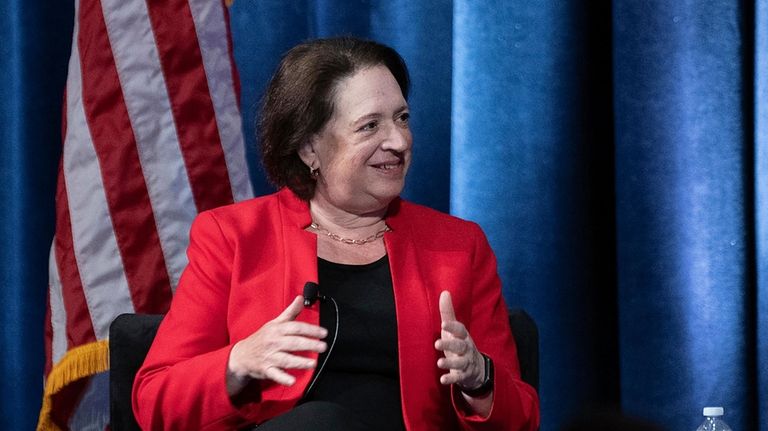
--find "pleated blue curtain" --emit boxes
[613,3,755,431]
[2,1,765,430]
[757,2,768,428]
[451,1,620,428]
[0,2,73,429]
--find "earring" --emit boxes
[309,166,319,178]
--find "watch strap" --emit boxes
[459,353,494,397]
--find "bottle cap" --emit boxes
[703,407,724,417]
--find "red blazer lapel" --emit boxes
[385,199,450,428]
[262,190,319,408]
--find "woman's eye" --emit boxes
[398,112,410,124]
[359,121,378,132]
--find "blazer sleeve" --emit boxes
[450,223,541,431]
[132,211,260,430]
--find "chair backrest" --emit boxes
[109,313,164,431]
[507,308,540,392]
[109,309,539,428]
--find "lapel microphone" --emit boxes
[303,281,322,307]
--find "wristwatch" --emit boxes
[459,353,494,397]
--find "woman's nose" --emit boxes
[381,124,411,151]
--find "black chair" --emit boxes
[110,313,164,431]
[507,308,539,392]
[109,309,539,430]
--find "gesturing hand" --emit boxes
[434,291,485,391]
[226,295,327,396]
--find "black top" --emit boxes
[299,255,406,430]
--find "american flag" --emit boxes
[38,0,252,428]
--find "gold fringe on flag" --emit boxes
[36,340,110,431]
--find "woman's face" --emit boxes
[301,65,412,214]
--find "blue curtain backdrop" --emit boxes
[1,1,765,430]
[0,1,73,430]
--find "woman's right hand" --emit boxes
[226,295,328,396]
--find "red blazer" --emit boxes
[133,188,540,430]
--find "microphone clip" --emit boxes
[303,281,322,307]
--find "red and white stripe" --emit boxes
[43,0,251,428]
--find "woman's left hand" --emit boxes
[434,290,486,391]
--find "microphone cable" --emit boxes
[303,295,339,397]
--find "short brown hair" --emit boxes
[258,37,410,200]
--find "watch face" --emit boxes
[483,354,492,384]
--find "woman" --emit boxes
[133,37,539,431]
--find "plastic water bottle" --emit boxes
[695,407,732,431]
